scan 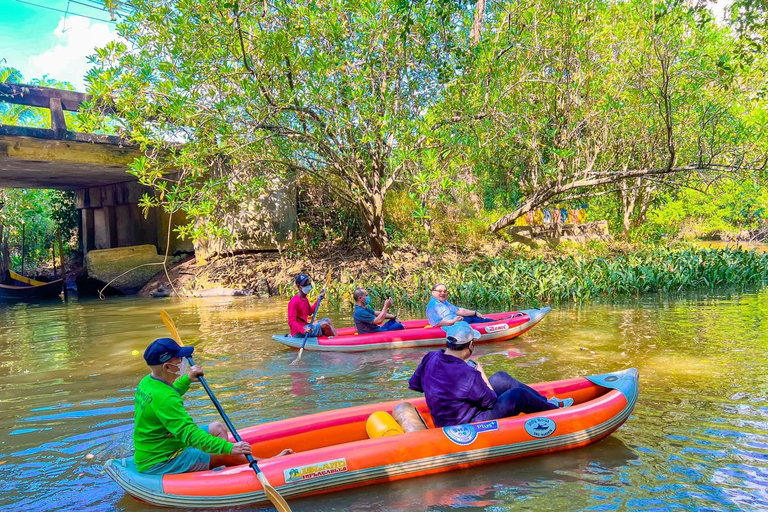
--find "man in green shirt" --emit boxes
[134,337,288,474]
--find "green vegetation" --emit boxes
[312,246,768,311]
[83,0,768,258]
[3,1,768,303]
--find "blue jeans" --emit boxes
[474,372,556,421]
[141,425,211,474]
[462,315,495,325]
[378,319,405,332]
[293,317,331,337]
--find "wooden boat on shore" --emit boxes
[0,270,63,302]
[271,308,552,352]
[105,367,638,509]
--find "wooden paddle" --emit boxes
[160,310,292,512]
[290,269,332,365]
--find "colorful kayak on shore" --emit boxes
[271,307,552,352]
[105,367,638,509]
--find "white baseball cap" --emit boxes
[445,321,481,346]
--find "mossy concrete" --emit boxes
[85,244,165,294]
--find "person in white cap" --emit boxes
[408,322,573,427]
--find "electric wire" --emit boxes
[14,0,118,24]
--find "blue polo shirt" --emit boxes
[353,305,380,334]
[426,297,459,327]
[408,350,497,427]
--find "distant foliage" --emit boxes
[307,247,768,310]
[645,180,768,239]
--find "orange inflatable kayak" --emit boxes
[105,368,638,508]
[271,308,551,352]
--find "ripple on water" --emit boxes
[2,294,768,511]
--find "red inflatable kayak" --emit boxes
[105,367,638,508]
[272,307,551,352]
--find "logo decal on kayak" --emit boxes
[443,420,499,445]
[524,417,556,438]
[284,458,348,483]
[485,323,509,334]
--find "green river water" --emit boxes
[1,291,767,511]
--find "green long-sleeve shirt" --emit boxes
[133,374,233,472]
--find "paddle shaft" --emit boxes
[185,355,264,475]
[297,293,325,353]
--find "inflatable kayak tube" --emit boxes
[272,307,551,352]
[105,367,638,509]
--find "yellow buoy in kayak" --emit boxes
[366,411,404,438]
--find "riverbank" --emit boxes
[139,241,768,310]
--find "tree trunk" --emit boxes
[620,187,637,235]
[620,179,656,234]
[0,225,7,275]
[470,0,487,46]
[358,190,388,258]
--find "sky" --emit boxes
[0,0,732,94]
[0,0,120,92]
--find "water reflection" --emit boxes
[1,290,768,511]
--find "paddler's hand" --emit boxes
[303,324,311,334]
[475,363,494,391]
[275,448,293,457]
[188,365,204,382]
[450,316,464,325]
[231,441,252,455]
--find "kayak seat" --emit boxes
[366,411,404,438]
[393,402,429,432]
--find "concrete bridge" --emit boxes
[0,82,190,254]
[0,83,296,259]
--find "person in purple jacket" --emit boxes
[408,322,573,428]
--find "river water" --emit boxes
[1,291,767,512]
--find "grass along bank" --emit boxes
[320,246,768,312]
[152,245,768,312]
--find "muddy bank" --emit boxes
[138,245,462,299]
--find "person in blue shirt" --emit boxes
[408,322,573,428]
[353,288,405,334]
[426,283,495,329]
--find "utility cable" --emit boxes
[14,0,117,24]
[69,0,132,17]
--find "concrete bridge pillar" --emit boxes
[75,182,193,255]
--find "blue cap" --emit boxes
[445,321,481,346]
[144,337,194,366]
[295,273,311,286]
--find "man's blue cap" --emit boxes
[144,337,194,366]
[295,273,311,286]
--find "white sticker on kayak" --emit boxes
[284,458,348,483]
[525,417,556,438]
[443,420,498,445]
[485,323,509,334]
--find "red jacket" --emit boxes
[287,294,319,336]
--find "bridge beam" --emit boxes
[0,133,139,189]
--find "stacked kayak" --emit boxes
[105,367,638,509]
[272,307,551,352]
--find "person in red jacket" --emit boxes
[287,273,338,338]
